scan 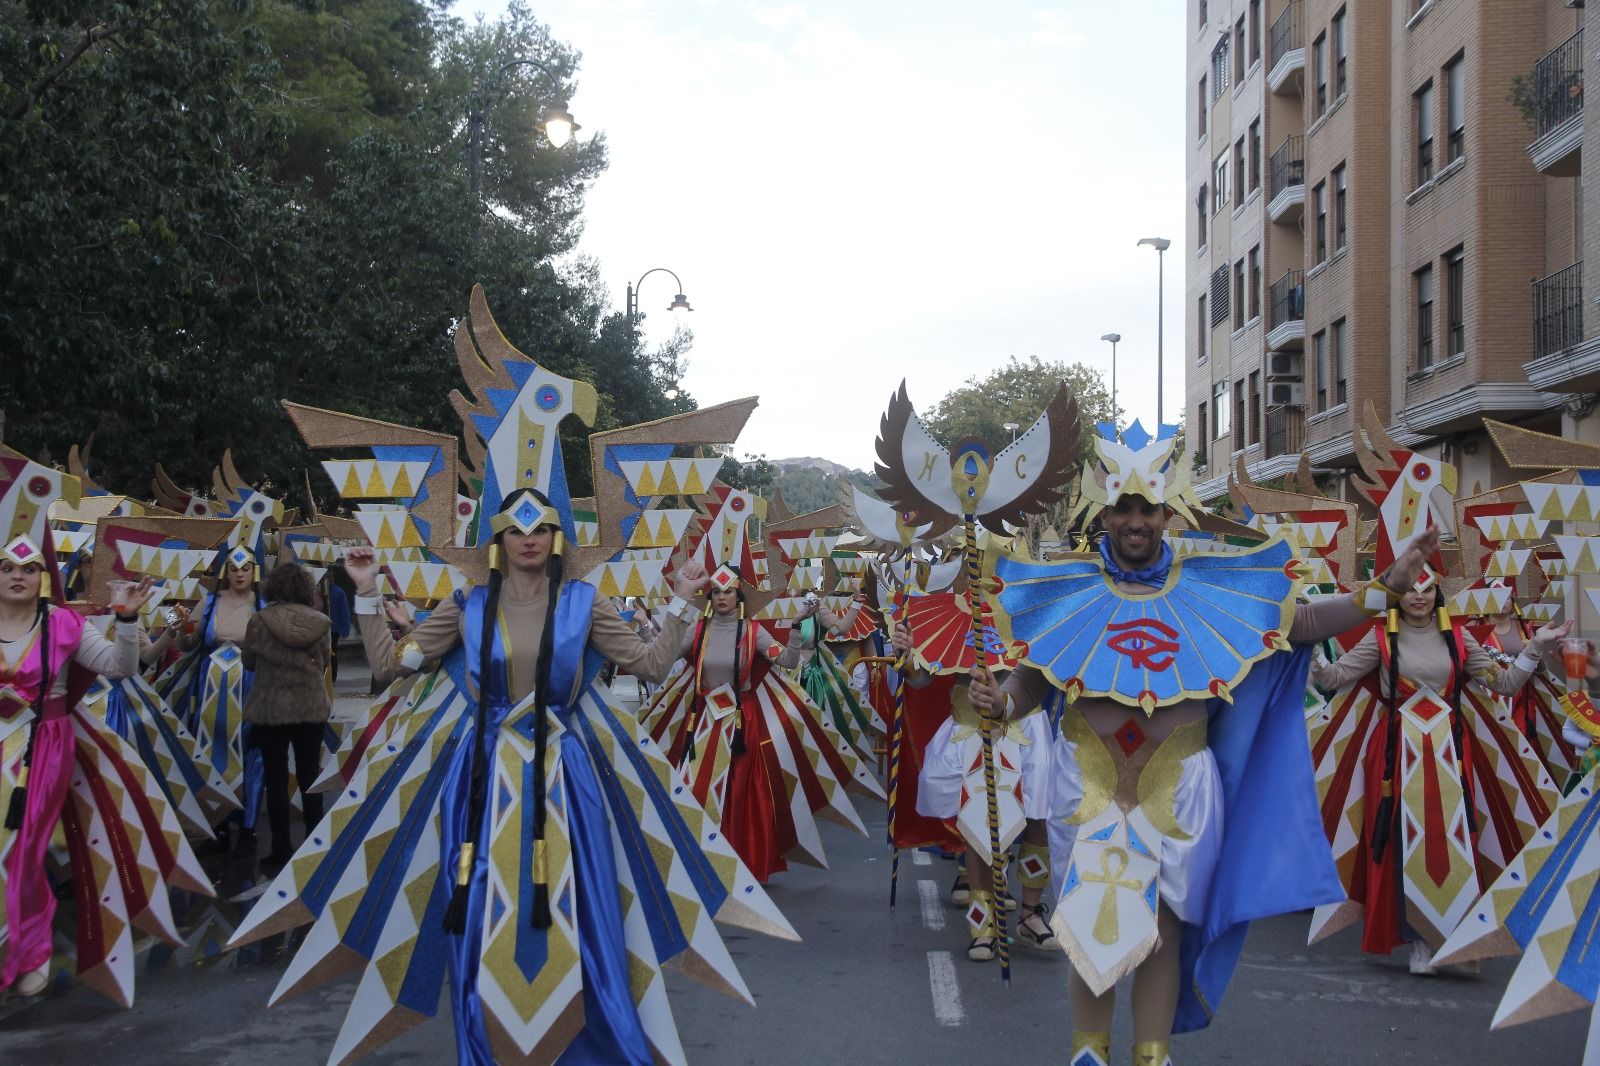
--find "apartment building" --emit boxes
[1185,0,1587,503]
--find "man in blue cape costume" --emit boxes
[969,421,1441,1066]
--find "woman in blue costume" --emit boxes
[159,545,265,852]
[341,488,711,1064]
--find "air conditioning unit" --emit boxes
[1266,382,1304,406]
[1266,351,1303,380]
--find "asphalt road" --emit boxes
[0,668,1591,1065]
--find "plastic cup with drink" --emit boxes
[107,580,135,614]
[1560,636,1591,693]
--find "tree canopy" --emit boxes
[1,0,689,505]
[921,355,1116,462]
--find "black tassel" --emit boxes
[442,882,469,934]
[531,882,552,929]
[1370,796,1394,861]
[731,727,746,755]
[4,785,26,830]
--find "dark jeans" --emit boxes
[251,721,326,862]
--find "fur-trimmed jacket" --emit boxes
[241,603,332,725]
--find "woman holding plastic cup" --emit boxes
[1314,576,1574,976]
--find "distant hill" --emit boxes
[767,457,880,514]
[771,456,854,477]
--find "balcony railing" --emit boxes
[1533,261,1583,358]
[1269,0,1303,72]
[1265,405,1305,459]
[1531,29,1584,138]
[1270,269,1305,331]
[1268,135,1304,200]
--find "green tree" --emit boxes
[922,355,1116,461]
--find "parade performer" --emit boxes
[643,490,883,883]
[873,379,1083,987]
[1305,414,1563,977]
[228,287,797,1065]
[839,483,965,905]
[969,417,1430,1066]
[1,448,213,1004]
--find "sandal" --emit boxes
[949,870,970,906]
[967,935,997,962]
[1016,901,1059,953]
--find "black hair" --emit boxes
[445,487,563,933]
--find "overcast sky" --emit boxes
[461,0,1187,471]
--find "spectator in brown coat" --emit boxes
[241,562,331,873]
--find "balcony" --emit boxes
[1267,269,1305,349]
[1532,261,1583,358]
[1266,135,1305,221]
[1527,29,1583,175]
[1265,405,1306,459]
[1267,1,1304,94]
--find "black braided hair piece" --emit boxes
[5,599,51,830]
[443,562,503,934]
[1440,597,1478,835]
[528,550,562,929]
[1371,612,1403,863]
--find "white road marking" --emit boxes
[918,878,946,931]
[927,951,965,1026]
[912,849,932,866]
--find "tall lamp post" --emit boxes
[626,267,693,323]
[1002,421,1020,444]
[467,56,580,244]
[1099,332,1121,434]
[1137,237,1171,427]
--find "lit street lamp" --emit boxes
[626,267,693,324]
[1002,421,1020,444]
[466,56,581,244]
[1099,332,1121,434]
[1137,237,1171,427]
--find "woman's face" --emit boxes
[1400,588,1435,623]
[710,586,740,617]
[227,562,254,593]
[503,525,556,573]
[0,560,42,608]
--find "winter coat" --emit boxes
[241,602,332,726]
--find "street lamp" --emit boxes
[467,56,581,241]
[626,267,693,324]
[1137,237,1171,427]
[1099,332,1121,434]
[1002,421,1020,443]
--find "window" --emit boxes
[1313,181,1327,263]
[1197,402,1209,462]
[1198,294,1208,361]
[1445,54,1465,163]
[1331,8,1347,100]
[1213,152,1229,213]
[1196,183,1208,247]
[1215,381,1231,440]
[1235,16,1247,83]
[1234,258,1246,329]
[1332,318,1348,406]
[1233,379,1247,451]
[1249,245,1261,320]
[1199,0,1207,27]
[1212,37,1231,97]
[1416,264,1435,367]
[1313,33,1327,117]
[1313,330,1328,412]
[1416,80,1435,184]
[1446,247,1465,357]
[1211,265,1231,325]
[1233,136,1246,203]
[1249,0,1261,65]
[1249,118,1262,193]
[1248,370,1262,445]
[1332,164,1347,250]
[1198,75,1208,138]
